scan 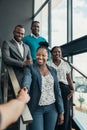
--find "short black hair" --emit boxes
[50,46,61,53]
[31,21,40,27]
[36,46,48,53]
[39,41,49,48]
[14,25,24,30]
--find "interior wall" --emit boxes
[0,0,33,45]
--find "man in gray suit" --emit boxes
[2,25,32,87]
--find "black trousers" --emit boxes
[55,82,71,130]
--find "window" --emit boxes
[73,54,87,129]
[34,3,48,41]
[34,0,46,13]
[51,0,67,47]
[73,0,87,39]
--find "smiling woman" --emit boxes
[22,46,64,130]
[47,46,74,130]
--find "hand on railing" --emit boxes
[67,89,74,100]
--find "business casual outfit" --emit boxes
[2,39,32,86]
[22,63,64,130]
[23,34,46,62]
[47,59,72,130]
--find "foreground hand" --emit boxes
[58,113,64,125]
[17,87,30,104]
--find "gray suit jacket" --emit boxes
[2,39,32,86]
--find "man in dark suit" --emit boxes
[2,25,32,87]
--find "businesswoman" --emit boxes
[47,46,74,130]
[22,46,64,130]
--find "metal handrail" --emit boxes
[6,66,33,124]
[62,57,87,79]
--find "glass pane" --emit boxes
[73,0,87,40]
[34,0,46,13]
[34,3,48,41]
[51,0,67,47]
[73,53,87,129]
[73,1,87,128]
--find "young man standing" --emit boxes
[23,21,47,63]
[2,25,32,86]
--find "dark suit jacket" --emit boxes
[22,63,64,114]
[2,39,32,86]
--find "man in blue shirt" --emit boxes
[23,21,50,63]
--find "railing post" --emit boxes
[7,66,33,130]
[3,69,8,103]
[0,48,2,103]
[20,118,26,130]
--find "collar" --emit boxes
[13,38,23,45]
[30,33,40,38]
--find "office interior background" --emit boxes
[0,0,87,129]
